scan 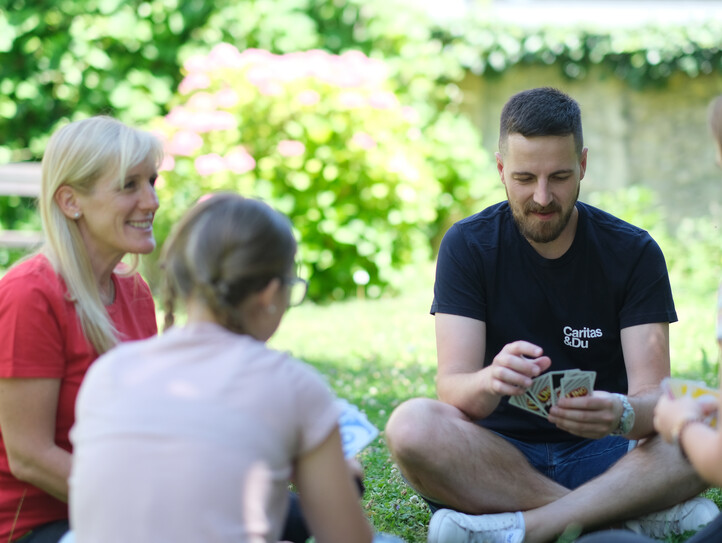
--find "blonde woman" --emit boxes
[0,116,162,542]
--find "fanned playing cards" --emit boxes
[337,399,379,457]
[509,369,596,418]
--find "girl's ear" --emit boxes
[257,278,282,313]
[55,185,82,219]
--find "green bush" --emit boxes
[150,44,495,301]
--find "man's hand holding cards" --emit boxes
[509,369,597,419]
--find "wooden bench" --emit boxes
[0,163,43,250]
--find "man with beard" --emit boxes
[385,87,718,543]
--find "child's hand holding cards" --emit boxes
[509,369,596,419]
[337,398,380,458]
[662,377,718,428]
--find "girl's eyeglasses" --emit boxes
[282,277,308,307]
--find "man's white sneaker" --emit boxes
[624,497,719,538]
[427,509,525,543]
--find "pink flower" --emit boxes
[252,79,284,97]
[297,90,320,106]
[401,106,420,124]
[239,48,274,66]
[165,106,193,128]
[187,92,216,111]
[178,72,211,95]
[159,156,175,172]
[183,111,237,133]
[368,91,398,110]
[208,43,243,69]
[225,147,256,174]
[246,65,274,86]
[195,153,227,176]
[351,132,377,150]
[331,69,363,89]
[207,111,237,131]
[277,140,305,157]
[183,54,208,74]
[349,54,387,88]
[303,49,335,81]
[338,91,365,108]
[275,52,313,81]
[215,88,240,108]
[166,130,203,156]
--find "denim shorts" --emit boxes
[423,433,631,512]
[499,433,631,489]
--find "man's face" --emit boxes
[496,134,587,244]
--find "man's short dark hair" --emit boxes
[499,87,584,156]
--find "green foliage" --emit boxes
[0,194,41,267]
[0,0,217,163]
[2,0,721,281]
[4,0,722,163]
[150,45,493,301]
[443,16,722,89]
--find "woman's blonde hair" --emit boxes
[160,193,297,333]
[39,116,163,354]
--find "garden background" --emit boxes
[1,1,722,541]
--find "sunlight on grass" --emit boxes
[271,260,437,374]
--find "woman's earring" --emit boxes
[73,212,81,219]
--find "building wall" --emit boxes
[459,64,722,226]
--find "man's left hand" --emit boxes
[547,391,623,439]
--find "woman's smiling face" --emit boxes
[75,157,160,266]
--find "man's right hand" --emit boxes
[480,341,552,398]
[435,314,551,419]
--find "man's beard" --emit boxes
[508,185,579,244]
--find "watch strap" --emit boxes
[611,393,635,436]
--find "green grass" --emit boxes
[270,259,721,543]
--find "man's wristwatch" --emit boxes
[611,393,635,435]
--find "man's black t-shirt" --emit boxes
[431,201,677,442]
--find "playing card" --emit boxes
[508,369,597,419]
[509,390,548,418]
[337,399,379,458]
[529,373,554,413]
[547,371,572,406]
[663,377,718,401]
[560,371,596,399]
